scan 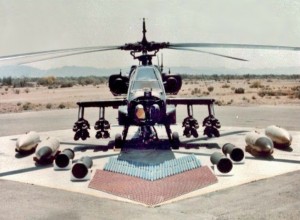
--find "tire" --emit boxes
[171,132,180,150]
[115,133,123,149]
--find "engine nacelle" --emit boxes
[163,74,182,95]
[109,74,129,96]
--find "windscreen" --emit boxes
[132,68,161,90]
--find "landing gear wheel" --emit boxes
[114,133,123,149]
[171,132,180,150]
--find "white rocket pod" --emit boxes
[245,132,274,156]
[265,125,292,148]
[34,137,60,164]
[16,131,40,153]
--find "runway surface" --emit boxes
[1,105,300,137]
[0,105,299,219]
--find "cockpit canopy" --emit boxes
[130,66,163,91]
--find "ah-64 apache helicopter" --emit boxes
[1,19,300,149]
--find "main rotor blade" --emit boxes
[18,48,119,64]
[169,43,300,51]
[0,45,121,61]
[168,47,248,61]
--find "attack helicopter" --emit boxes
[1,18,300,149]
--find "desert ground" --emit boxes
[0,78,300,114]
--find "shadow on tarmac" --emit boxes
[0,164,53,177]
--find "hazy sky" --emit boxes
[0,0,300,70]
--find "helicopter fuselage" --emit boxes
[118,65,176,127]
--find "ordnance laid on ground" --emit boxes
[55,148,75,168]
[210,152,233,173]
[71,156,93,179]
[34,137,60,164]
[265,125,292,149]
[15,131,40,153]
[222,143,244,162]
[245,132,274,157]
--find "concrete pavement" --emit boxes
[1,125,299,207]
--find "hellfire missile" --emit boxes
[210,152,233,173]
[245,132,274,157]
[34,137,60,164]
[222,143,244,162]
[16,131,40,153]
[265,125,292,149]
[71,156,93,179]
[55,148,75,168]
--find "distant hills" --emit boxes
[0,65,120,78]
[0,65,299,78]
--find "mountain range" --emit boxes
[0,65,299,78]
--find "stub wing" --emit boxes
[77,99,127,108]
[73,99,127,141]
[166,97,216,120]
[166,97,215,106]
[167,97,221,138]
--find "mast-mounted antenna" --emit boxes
[141,18,147,46]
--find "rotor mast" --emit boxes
[138,18,153,65]
[129,18,161,66]
[120,18,169,66]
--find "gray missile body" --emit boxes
[245,132,274,156]
[34,137,60,164]
[210,152,233,173]
[265,125,292,149]
[222,143,244,162]
[16,131,40,153]
[55,148,75,168]
[72,156,93,179]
